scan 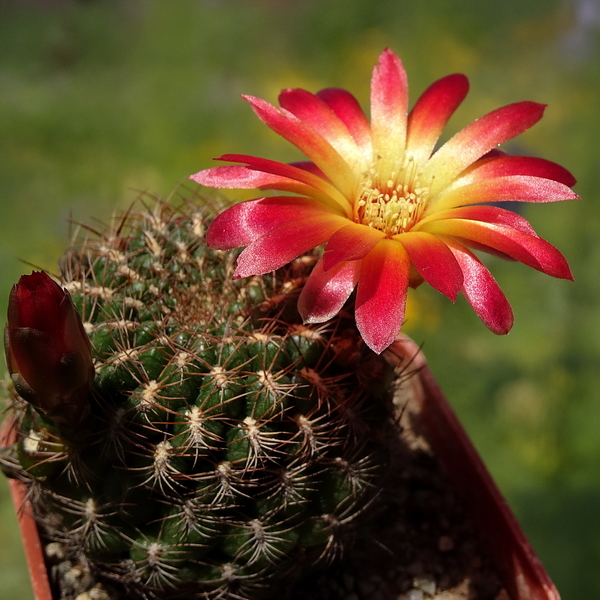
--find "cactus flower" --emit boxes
[5,271,93,428]
[192,49,577,353]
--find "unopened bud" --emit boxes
[5,271,93,428]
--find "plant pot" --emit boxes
[383,335,560,600]
[1,336,560,600]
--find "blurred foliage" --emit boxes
[1,0,599,598]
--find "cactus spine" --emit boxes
[3,196,398,599]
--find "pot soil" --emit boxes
[1,336,559,600]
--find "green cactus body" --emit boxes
[5,200,398,599]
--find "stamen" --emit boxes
[355,156,430,236]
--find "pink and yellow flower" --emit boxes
[191,49,577,353]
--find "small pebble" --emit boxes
[413,574,436,596]
[87,585,112,600]
[45,542,65,563]
[64,566,84,586]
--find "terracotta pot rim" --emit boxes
[1,413,53,600]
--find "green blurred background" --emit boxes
[0,0,598,598]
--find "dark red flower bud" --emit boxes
[4,271,93,428]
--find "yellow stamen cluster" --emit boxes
[355,156,430,236]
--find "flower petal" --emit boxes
[192,165,284,189]
[418,205,537,235]
[206,196,341,250]
[427,175,579,213]
[370,49,409,174]
[279,88,365,165]
[355,239,410,354]
[423,101,547,195]
[406,73,469,164]
[455,155,577,187]
[298,257,359,323]
[317,87,372,153]
[322,222,385,271]
[191,164,333,202]
[289,161,327,177]
[244,95,356,202]
[445,240,514,334]
[201,153,350,212]
[421,218,573,279]
[395,232,463,300]
[234,213,347,278]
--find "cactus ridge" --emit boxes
[5,194,399,599]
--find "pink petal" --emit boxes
[322,222,385,271]
[209,153,349,212]
[370,49,409,174]
[428,175,579,213]
[289,161,327,177]
[191,164,327,199]
[395,232,463,301]
[423,101,547,195]
[317,88,372,152]
[244,95,356,201]
[456,155,577,187]
[421,218,573,279]
[419,205,537,235]
[481,149,507,159]
[298,257,359,323]
[206,196,341,250]
[234,213,347,278]
[278,88,364,164]
[406,73,470,164]
[355,239,410,354]
[445,240,514,334]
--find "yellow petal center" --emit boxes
[355,156,430,236]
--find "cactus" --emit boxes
[2,196,399,600]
